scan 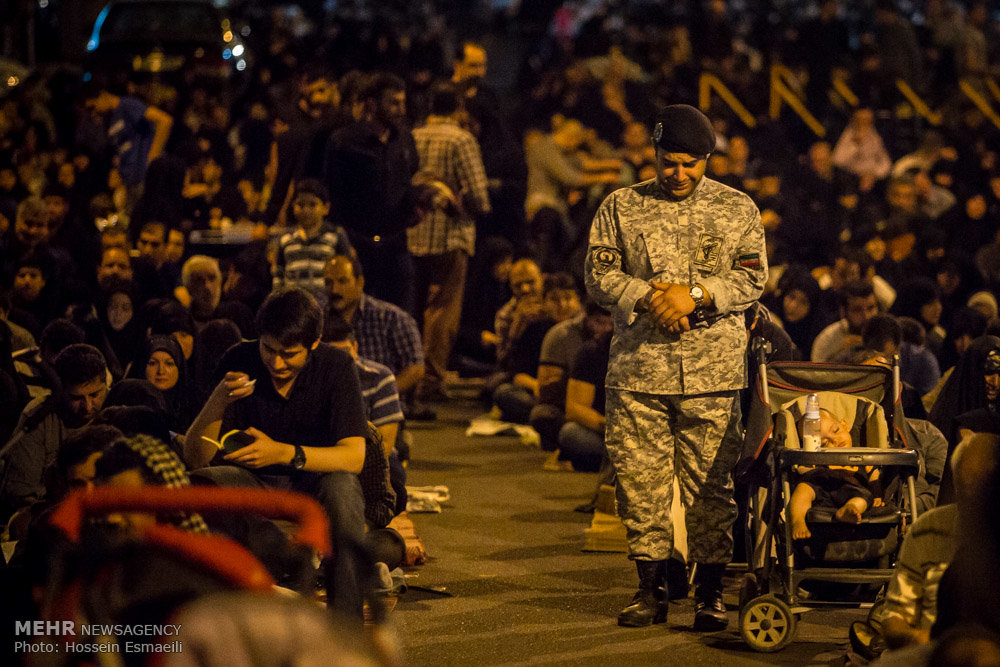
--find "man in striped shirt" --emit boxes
[325,313,407,517]
[273,179,354,308]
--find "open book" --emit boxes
[202,429,256,455]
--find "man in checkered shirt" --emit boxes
[323,255,426,408]
[408,81,491,401]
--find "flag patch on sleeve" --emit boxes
[735,252,761,269]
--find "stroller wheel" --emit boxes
[739,595,796,652]
[867,595,888,633]
[738,572,760,611]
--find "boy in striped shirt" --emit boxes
[273,179,354,308]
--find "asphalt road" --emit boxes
[393,399,866,666]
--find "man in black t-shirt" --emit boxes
[184,287,368,620]
[558,331,610,472]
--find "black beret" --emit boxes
[652,104,716,156]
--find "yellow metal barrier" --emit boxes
[698,73,757,129]
[986,78,1000,105]
[769,65,826,137]
[894,80,943,125]
[959,79,1000,130]
[692,69,997,136]
[831,71,859,108]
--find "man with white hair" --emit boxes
[178,255,255,337]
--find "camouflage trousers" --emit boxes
[605,388,742,564]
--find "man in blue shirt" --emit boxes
[82,85,173,205]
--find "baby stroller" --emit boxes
[734,349,921,652]
[24,486,387,666]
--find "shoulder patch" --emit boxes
[692,234,724,271]
[590,247,621,274]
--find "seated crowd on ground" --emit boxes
[1,0,1000,658]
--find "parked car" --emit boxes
[85,0,249,85]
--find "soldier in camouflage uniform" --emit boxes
[584,105,767,630]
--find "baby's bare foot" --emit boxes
[834,498,867,524]
[792,519,811,539]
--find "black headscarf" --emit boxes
[99,277,142,371]
[127,335,196,434]
[929,335,1000,445]
[772,266,823,358]
[936,307,988,373]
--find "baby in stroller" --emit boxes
[790,408,882,539]
[736,359,923,652]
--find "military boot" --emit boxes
[693,563,729,631]
[618,559,668,627]
[665,553,690,600]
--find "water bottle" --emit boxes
[802,393,821,451]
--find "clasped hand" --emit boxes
[646,281,696,333]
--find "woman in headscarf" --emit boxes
[929,335,1000,446]
[927,336,1000,504]
[98,277,142,372]
[128,335,197,435]
[767,265,824,358]
[935,307,988,374]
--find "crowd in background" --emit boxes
[1,0,1000,658]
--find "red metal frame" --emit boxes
[50,486,332,556]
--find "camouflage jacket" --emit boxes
[584,177,767,395]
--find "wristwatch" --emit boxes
[689,284,706,309]
[290,445,306,470]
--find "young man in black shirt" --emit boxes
[184,286,368,620]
